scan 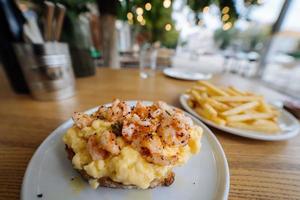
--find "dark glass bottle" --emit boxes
[0,0,29,93]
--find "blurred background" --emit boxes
[1,0,300,100]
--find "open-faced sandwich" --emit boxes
[63,99,202,189]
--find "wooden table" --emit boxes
[0,68,299,200]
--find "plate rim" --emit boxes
[180,94,300,141]
[163,68,212,81]
[21,100,230,200]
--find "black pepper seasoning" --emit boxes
[37,193,43,198]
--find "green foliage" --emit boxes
[162,28,179,48]
[116,0,131,20]
[218,0,238,23]
[187,0,245,25]
[117,0,179,48]
[214,27,238,49]
[187,0,213,12]
[237,24,270,52]
[244,0,261,7]
[214,24,270,51]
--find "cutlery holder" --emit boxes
[14,42,75,101]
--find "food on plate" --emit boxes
[186,81,280,133]
[63,99,202,189]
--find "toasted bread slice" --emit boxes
[65,145,175,189]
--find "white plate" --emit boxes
[22,101,229,200]
[180,94,300,141]
[163,68,212,81]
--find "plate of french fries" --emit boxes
[180,81,300,141]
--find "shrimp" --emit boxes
[148,101,193,147]
[125,114,158,135]
[150,108,162,118]
[149,101,180,120]
[156,101,173,115]
[87,135,108,160]
[112,99,131,116]
[137,133,163,153]
[157,112,192,147]
[121,115,152,142]
[106,99,131,122]
[132,101,149,119]
[131,133,178,166]
[93,99,131,122]
[98,130,120,155]
[131,114,152,126]
[122,120,136,141]
[93,105,108,119]
[72,112,94,129]
[87,131,120,161]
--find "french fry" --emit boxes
[244,91,256,96]
[221,101,259,116]
[257,100,272,113]
[228,121,279,133]
[195,107,210,119]
[200,92,208,98]
[228,102,241,107]
[191,90,205,105]
[203,103,218,118]
[254,119,280,132]
[212,96,262,102]
[195,107,226,125]
[210,116,226,126]
[226,113,274,122]
[225,88,240,96]
[243,109,258,114]
[197,81,229,96]
[206,98,230,111]
[187,99,194,108]
[186,81,280,133]
[192,85,207,92]
[254,119,278,125]
[228,86,246,96]
[270,117,278,123]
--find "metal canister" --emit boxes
[14,42,75,101]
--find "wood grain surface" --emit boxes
[0,67,299,200]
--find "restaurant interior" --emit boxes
[0,0,300,199]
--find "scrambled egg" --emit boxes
[63,119,202,189]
